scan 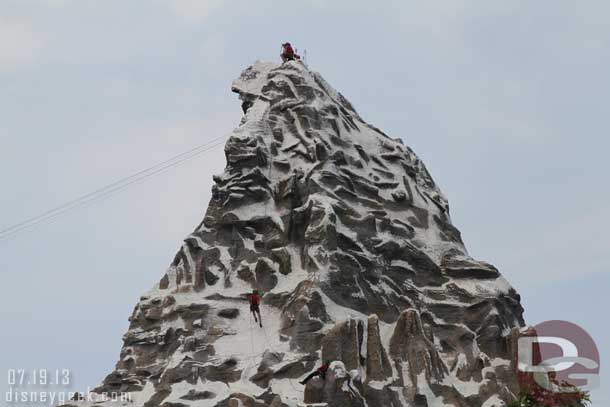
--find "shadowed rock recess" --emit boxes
[62,61,525,407]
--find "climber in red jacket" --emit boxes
[299,361,330,385]
[249,289,262,327]
[280,42,300,62]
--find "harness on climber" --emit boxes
[281,42,301,62]
[249,289,262,328]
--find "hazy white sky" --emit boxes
[1,0,608,404]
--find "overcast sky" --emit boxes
[1,0,608,405]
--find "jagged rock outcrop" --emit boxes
[365,314,391,382]
[321,318,362,371]
[60,60,525,407]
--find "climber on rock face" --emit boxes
[280,42,300,62]
[249,289,262,327]
[299,360,330,385]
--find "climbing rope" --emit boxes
[0,134,229,242]
[245,310,265,381]
[259,322,304,396]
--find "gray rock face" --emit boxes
[321,318,362,371]
[389,309,447,382]
[218,308,240,319]
[62,60,525,407]
[365,314,391,382]
[179,389,216,400]
[303,377,325,404]
[323,362,366,407]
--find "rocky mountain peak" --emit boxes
[64,60,525,407]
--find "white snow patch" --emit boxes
[482,394,506,407]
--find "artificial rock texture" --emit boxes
[61,61,524,407]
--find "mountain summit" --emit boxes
[66,61,525,407]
